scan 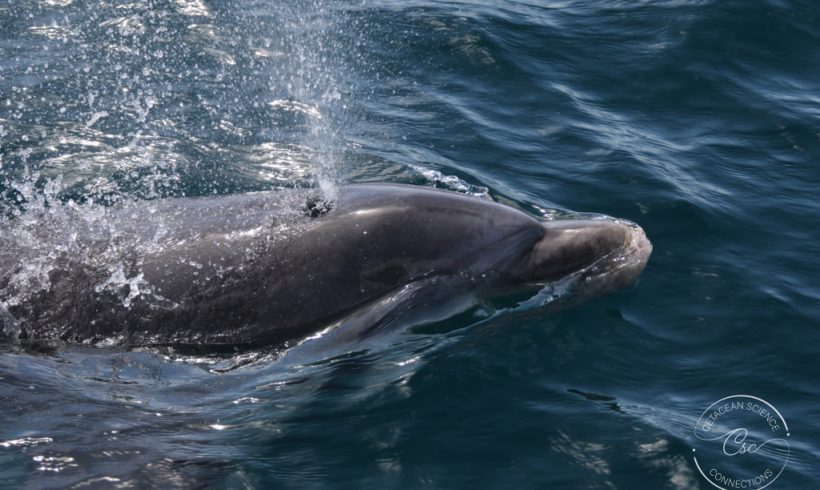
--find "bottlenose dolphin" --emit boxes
[0,184,651,349]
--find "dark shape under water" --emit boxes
[0,184,651,350]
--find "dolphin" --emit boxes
[0,184,651,350]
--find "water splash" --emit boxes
[0,0,366,213]
[273,0,357,200]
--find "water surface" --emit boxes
[1,0,818,488]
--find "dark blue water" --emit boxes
[1,0,818,488]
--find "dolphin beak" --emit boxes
[516,218,652,291]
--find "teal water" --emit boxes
[1,0,818,488]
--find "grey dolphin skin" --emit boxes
[0,184,651,349]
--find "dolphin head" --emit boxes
[509,217,652,301]
[321,184,651,318]
[333,184,652,301]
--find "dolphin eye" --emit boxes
[361,262,409,287]
[304,197,333,218]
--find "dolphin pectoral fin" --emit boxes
[286,281,428,360]
[284,277,474,361]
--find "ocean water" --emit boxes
[1,0,819,488]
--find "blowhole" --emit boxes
[304,197,334,218]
